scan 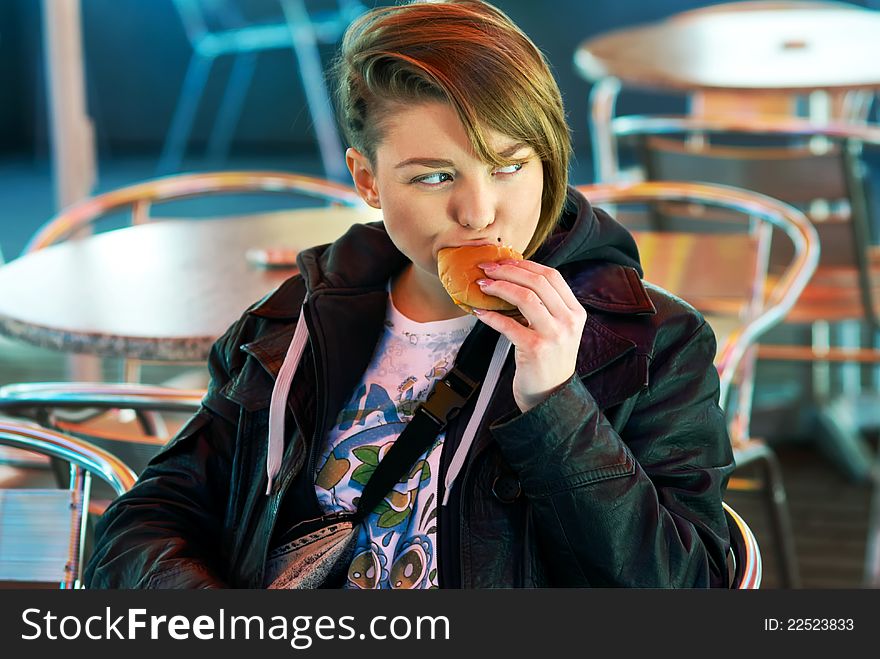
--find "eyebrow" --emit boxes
[394,142,530,169]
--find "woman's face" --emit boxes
[347,101,543,286]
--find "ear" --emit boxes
[346,147,381,209]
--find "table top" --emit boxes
[0,206,381,362]
[575,5,880,93]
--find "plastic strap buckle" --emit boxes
[420,367,479,426]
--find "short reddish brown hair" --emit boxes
[333,0,571,256]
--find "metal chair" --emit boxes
[577,181,820,588]
[603,115,880,483]
[724,501,763,589]
[25,169,363,253]
[0,382,204,476]
[0,416,136,588]
[160,0,366,178]
[866,457,880,587]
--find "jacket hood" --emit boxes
[532,187,642,276]
[294,186,642,295]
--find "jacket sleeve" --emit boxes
[84,326,243,589]
[490,319,735,587]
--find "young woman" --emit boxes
[85,0,734,589]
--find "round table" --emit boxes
[575,4,880,94]
[574,3,880,181]
[0,206,381,362]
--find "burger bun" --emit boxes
[437,243,524,314]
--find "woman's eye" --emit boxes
[493,162,524,176]
[414,172,453,186]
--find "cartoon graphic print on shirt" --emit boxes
[314,293,476,589]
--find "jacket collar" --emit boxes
[240,268,652,389]
[238,193,656,385]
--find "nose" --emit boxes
[451,177,495,231]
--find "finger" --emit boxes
[478,261,569,319]
[492,260,583,313]
[476,278,556,331]
[471,308,532,347]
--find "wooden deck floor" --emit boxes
[725,440,878,589]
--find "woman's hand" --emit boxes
[473,259,587,413]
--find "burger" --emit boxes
[437,243,524,315]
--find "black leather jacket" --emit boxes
[85,188,734,588]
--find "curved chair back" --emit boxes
[25,170,364,253]
[0,382,205,415]
[609,115,880,342]
[600,113,880,182]
[724,501,762,589]
[576,181,819,421]
[0,417,137,588]
[0,382,205,477]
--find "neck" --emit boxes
[391,263,466,323]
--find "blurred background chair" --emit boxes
[0,382,203,477]
[0,416,136,588]
[602,115,880,484]
[0,384,196,587]
[159,0,366,178]
[26,169,363,254]
[724,501,763,589]
[578,181,820,587]
[866,453,880,585]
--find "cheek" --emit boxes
[502,171,543,247]
[378,196,437,261]
[511,165,543,208]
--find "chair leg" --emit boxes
[809,321,876,482]
[206,53,258,163]
[811,320,832,400]
[757,449,802,589]
[865,462,880,587]
[813,400,874,483]
[839,320,863,398]
[158,52,215,174]
[281,0,347,181]
[732,442,802,588]
[873,329,880,393]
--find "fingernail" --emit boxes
[471,308,485,316]
[476,279,492,287]
[478,262,498,271]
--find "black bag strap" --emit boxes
[353,324,498,522]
